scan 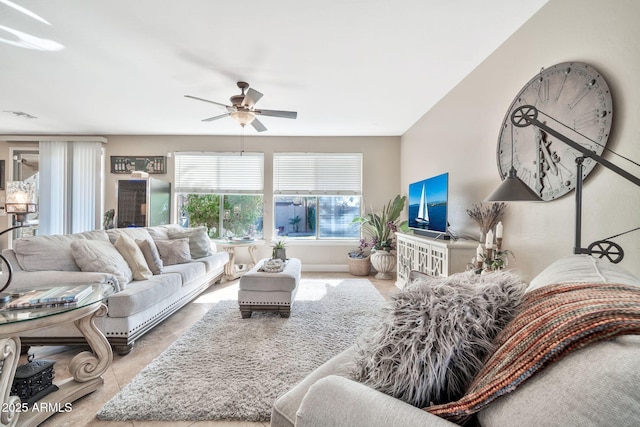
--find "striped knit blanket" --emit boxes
[425,282,640,425]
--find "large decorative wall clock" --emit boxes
[497,62,613,201]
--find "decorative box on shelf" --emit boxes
[11,356,59,406]
[110,156,166,174]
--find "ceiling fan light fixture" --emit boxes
[230,111,256,127]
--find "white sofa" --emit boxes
[272,255,640,427]
[2,224,229,355]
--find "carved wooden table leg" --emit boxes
[18,302,112,427]
[69,303,113,382]
[0,337,21,427]
[247,244,257,269]
[223,247,237,281]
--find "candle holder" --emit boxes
[470,244,515,274]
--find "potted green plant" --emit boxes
[272,239,287,261]
[351,195,409,279]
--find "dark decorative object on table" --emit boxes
[10,354,59,406]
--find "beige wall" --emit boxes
[103,134,401,269]
[401,0,640,280]
[0,135,400,270]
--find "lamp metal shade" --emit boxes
[485,167,542,202]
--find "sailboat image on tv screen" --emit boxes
[415,183,429,226]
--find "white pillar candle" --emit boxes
[496,221,503,238]
[485,230,494,249]
[476,244,483,257]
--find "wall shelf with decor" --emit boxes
[395,232,477,288]
[110,156,166,174]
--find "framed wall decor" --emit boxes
[0,160,4,190]
[110,156,166,174]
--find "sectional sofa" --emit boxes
[272,255,640,427]
[2,224,229,355]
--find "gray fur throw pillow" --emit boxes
[353,270,527,408]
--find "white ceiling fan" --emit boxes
[185,81,297,132]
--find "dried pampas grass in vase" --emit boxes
[466,202,507,243]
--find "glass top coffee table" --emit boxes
[0,282,115,427]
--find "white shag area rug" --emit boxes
[97,278,385,422]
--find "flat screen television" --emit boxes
[408,172,448,236]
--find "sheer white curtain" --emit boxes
[39,141,104,235]
[39,141,67,235]
[71,142,103,233]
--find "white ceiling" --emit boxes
[0,0,549,137]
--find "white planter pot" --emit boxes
[370,250,396,280]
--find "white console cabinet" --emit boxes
[395,232,478,288]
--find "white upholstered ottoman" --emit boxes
[238,258,302,318]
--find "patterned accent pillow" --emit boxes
[114,235,152,281]
[136,239,164,274]
[167,226,212,259]
[353,270,527,407]
[155,238,191,265]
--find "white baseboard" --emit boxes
[301,264,349,272]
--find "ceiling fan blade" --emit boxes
[251,117,267,132]
[184,95,230,109]
[255,109,297,119]
[202,113,230,122]
[243,88,263,108]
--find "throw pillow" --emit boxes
[155,238,192,265]
[13,230,109,272]
[167,226,212,259]
[70,239,133,289]
[114,235,152,281]
[136,239,164,274]
[353,270,527,408]
[106,227,154,244]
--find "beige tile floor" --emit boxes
[23,272,398,427]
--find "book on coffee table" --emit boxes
[6,284,93,310]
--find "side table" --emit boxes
[0,283,114,427]
[215,240,258,280]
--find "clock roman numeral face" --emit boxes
[497,62,613,201]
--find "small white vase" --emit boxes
[370,250,396,280]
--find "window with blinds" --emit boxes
[175,152,264,194]
[273,153,362,195]
[174,152,264,239]
[273,153,362,240]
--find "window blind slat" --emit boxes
[273,153,362,195]
[175,152,264,193]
